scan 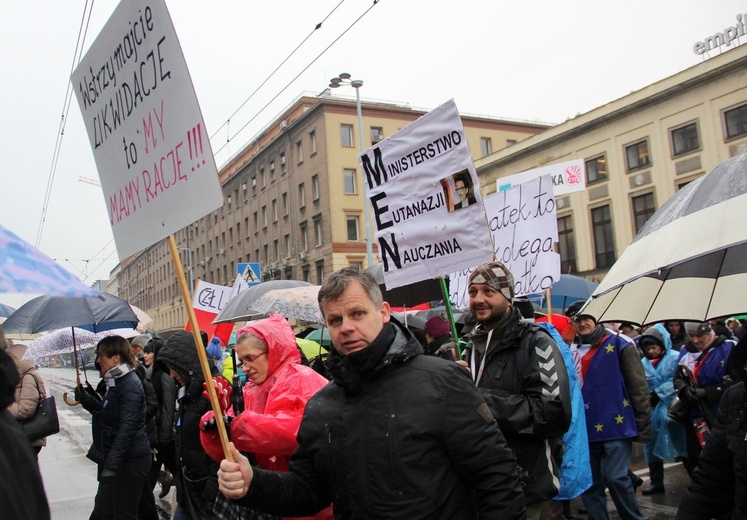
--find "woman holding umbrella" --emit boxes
[75,335,151,519]
[200,313,333,520]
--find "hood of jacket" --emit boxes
[640,323,672,353]
[236,313,300,383]
[156,331,204,398]
[328,316,422,394]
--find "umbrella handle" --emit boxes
[63,392,80,407]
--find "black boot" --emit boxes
[642,461,665,495]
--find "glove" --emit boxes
[679,386,706,403]
[200,414,233,435]
[202,377,232,412]
[74,384,97,408]
[99,468,117,483]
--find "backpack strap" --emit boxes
[515,324,553,377]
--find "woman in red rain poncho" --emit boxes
[201,313,332,520]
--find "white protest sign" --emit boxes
[71,0,223,260]
[450,175,561,308]
[497,158,586,196]
[359,99,493,289]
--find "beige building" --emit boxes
[113,92,548,330]
[476,44,747,287]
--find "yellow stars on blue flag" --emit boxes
[615,414,625,424]
[595,423,604,432]
[623,399,630,407]
[606,345,615,353]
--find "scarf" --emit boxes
[329,324,396,394]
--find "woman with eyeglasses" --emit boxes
[201,313,333,520]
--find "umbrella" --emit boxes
[364,263,444,308]
[0,303,16,318]
[0,317,40,342]
[0,222,97,297]
[213,280,312,324]
[527,274,599,313]
[390,311,428,330]
[411,306,469,325]
[250,286,323,324]
[130,304,154,332]
[25,327,140,359]
[296,337,328,360]
[583,152,747,326]
[304,327,332,347]
[2,292,139,334]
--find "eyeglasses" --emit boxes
[240,352,267,367]
[455,187,467,192]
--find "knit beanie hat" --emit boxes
[468,261,514,303]
[424,317,450,339]
[206,337,222,360]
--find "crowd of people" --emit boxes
[2,261,747,519]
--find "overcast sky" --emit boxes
[1,0,745,308]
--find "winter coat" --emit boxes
[425,336,456,360]
[236,318,526,520]
[80,367,151,473]
[134,363,159,448]
[8,357,47,448]
[157,331,219,517]
[147,363,177,447]
[463,306,572,504]
[675,382,747,519]
[201,313,332,520]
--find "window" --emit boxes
[272,199,278,222]
[282,192,288,216]
[270,161,276,181]
[346,216,359,241]
[284,234,291,258]
[349,261,363,271]
[273,240,279,261]
[371,127,383,144]
[299,183,306,207]
[260,168,265,188]
[280,152,286,174]
[585,155,608,184]
[344,169,356,194]
[341,124,354,147]
[671,123,699,156]
[591,205,616,268]
[251,176,257,195]
[296,140,303,163]
[480,137,492,157]
[557,215,577,274]
[625,139,650,172]
[316,263,324,284]
[253,211,258,231]
[312,175,320,201]
[632,193,656,234]
[261,205,267,228]
[263,245,269,265]
[301,226,309,251]
[724,103,747,140]
[309,130,317,155]
[315,220,323,246]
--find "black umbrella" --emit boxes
[213,280,312,324]
[364,263,444,308]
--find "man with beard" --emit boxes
[217,267,525,519]
[463,261,571,520]
[565,300,650,520]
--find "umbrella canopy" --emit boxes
[411,306,469,325]
[584,152,747,326]
[390,311,428,330]
[304,327,332,347]
[130,304,154,332]
[0,222,97,297]
[0,303,16,318]
[26,327,140,358]
[250,286,323,324]
[2,292,139,334]
[296,337,328,360]
[213,280,312,324]
[0,317,40,342]
[527,274,599,313]
[364,263,444,308]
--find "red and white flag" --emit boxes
[186,275,248,345]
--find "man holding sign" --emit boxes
[463,261,571,520]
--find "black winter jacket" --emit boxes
[463,307,572,504]
[157,331,219,517]
[239,318,526,520]
[676,382,747,519]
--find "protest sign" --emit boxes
[497,158,586,196]
[450,175,561,308]
[359,99,493,289]
[71,0,223,260]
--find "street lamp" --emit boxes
[329,72,374,268]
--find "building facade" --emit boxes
[113,92,548,330]
[475,45,747,288]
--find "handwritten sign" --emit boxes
[359,99,493,289]
[450,175,561,308]
[497,158,586,196]
[71,0,223,259]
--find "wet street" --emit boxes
[38,367,690,519]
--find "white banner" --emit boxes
[359,99,493,289]
[71,0,223,260]
[450,175,561,308]
[496,158,586,196]
[193,280,235,314]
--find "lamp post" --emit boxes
[329,72,374,268]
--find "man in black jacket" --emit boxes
[218,267,526,519]
[464,262,571,520]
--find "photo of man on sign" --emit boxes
[440,169,477,212]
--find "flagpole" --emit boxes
[168,235,233,461]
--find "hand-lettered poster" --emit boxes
[359,99,493,289]
[71,0,223,259]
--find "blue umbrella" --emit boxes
[0,223,97,297]
[0,303,16,318]
[527,274,599,313]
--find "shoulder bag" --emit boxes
[20,373,60,442]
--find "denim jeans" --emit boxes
[581,439,643,520]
